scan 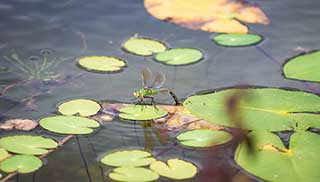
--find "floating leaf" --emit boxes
[212,33,263,47]
[122,37,167,56]
[109,167,159,182]
[184,88,320,131]
[176,129,232,147]
[100,150,155,167]
[0,119,38,131]
[155,48,203,66]
[39,115,100,134]
[0,148,10,162]
[0,135,57,155]
[77,56,126,73]
[119,105,167,121]
[150,158,197,179]
[57,99,101,116]
[235,131,320,182]
[283,51,320,82]
[144,0,269,34]
[0,155,42,174]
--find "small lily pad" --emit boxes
[0,135,57,155]
[122,37,167,56]
[150,158,197,179]
[283,51,320,82]
[0,155,42,174]
[119,105,167,121]
[155,48,203,66]
[57,99,101,116]
[39,115,100,134]
[100,150,155,167]
[109,167,159,182]
[77,56,126,73]
[0,148,10,162]
[212,33,263,47]
[176,129,232,147]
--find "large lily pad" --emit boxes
[144,0,269,34]
[0,148,10,162]
[184,88,320,131]
[0,155,42,173]
[176,129,232,147]
[77,56,126,73]
[119,105,167,121]
[150,158,197,179]
[235,131,320,182]
[57,99,101,116]
[283,51,320,82]
[100,150,155,167]
[0,135,58,155]
[155,48,203,66]
[39,115,100,134]
[212,33,263,47]
[122,37,167,56]
[109,167,159,182]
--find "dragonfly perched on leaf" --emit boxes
[133,67,179,106]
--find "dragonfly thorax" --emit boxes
[133,88,158,98]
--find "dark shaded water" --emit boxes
[0,0,320,181]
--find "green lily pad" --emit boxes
[0,155,42,174]
[119,105,167,121]
[154,48,203,66]
[0,148,10,162]
[0,135,57,155]
[283,51,320,82]
[150,158,197,179]
[100,150,155,167]
[39,115,100,134]
[184,87,320,131]
[212,33,263,47]
[109,167,159,182]
[77,56,126,73]
[57,99,101,116]
[122,37,167,56]
[235,131,320,182]
[176,129,232,147]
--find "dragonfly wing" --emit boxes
[141,67,152,88]
[151,72,166,89]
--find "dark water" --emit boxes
[0,0,319,181]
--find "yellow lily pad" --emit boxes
[57,99,101,117]
[77,56,126,73]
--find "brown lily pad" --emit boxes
[0,119,38,131]
[144,0,269,34]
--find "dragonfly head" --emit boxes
[133,91,140,98]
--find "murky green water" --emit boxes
[0,0,319,181]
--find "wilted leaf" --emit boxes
[150,158,197,179]
[0,119,38,131]
[235,131,320,182]
[57,99,101,116]
[122,36,167,56]
[283,50,320,82]
[0,155,42,174]
[100,150,155,167]
[119,105,167,121]
[155,48,203,66]
[77,56,126,73]
[0,135,57,155]
[144,0,269,34]
[109,167,159,182]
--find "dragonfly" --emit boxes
[133,67,179,106]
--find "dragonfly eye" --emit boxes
[133,92,139,98]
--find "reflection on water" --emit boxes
[0,0,319,181]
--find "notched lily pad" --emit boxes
[150,158,198,179]
[57,99,101,116]
[109,167,159,182]
[0,148,11,162]
[0,135,57,155]
[39,115,100,134]
[100,150,155,167]
[0,155,42,174]
[119,105,167,121]
[212,33,263,47]
[77,56,126,73]
[155,48,203,66]
[283,50,320,82]
[176,129,232,147]
[122,36,167,56]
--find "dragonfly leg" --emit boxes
[144,96,158,110]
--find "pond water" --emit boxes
[0,0,319,181]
